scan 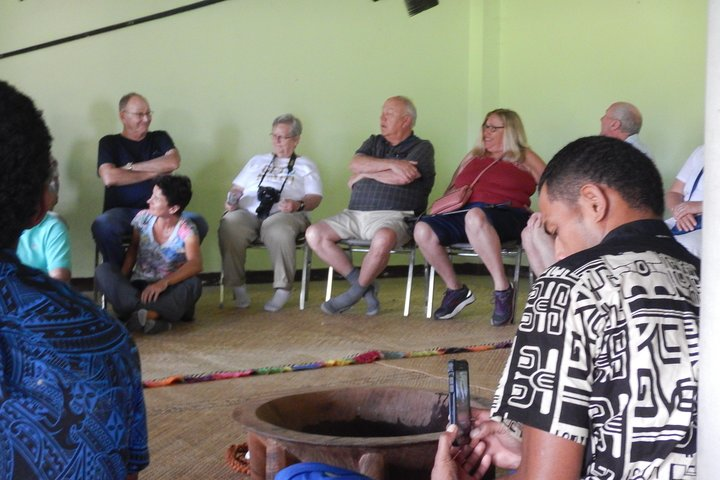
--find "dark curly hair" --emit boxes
[539,136,664,216]
[155,175,192,214]
[0,81,52,249]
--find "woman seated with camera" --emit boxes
[95,174,203,334]
[218,114,323,312]
[414,109,545,325]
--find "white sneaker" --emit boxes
[234,286,251,308]
[264,289,291,312]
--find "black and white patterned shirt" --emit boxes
[492,219,700,479]
[349,133,435,215]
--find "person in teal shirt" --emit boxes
[16,157,72,282]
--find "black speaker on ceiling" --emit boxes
[405,0,439,16]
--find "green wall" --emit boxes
[0,0,707,278]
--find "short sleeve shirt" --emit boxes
[349,133,435,215]
[676,145,704,202]
[16,212,71,273]
[131,210,198,282]
[98,131,175,210]
[231,153,323,215]
[491,220,700,479]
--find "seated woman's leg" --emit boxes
[218,209,261,308]
[415,216,475,320]
[465,208,509,291]
[414,221,461,290]
[147,276,203,323]
[260,213,309,290]
[94,262,141,318]
[465,207,529,326]
[260,212,310,311]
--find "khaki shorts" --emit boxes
[322,209,414,248]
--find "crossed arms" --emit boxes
[347,154,421,188]
[98,148,180,187]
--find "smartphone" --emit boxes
[448,359,472,446]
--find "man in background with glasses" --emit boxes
[91,92,208,267]
[306,96,435,315]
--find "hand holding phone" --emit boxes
[448,359,471,446]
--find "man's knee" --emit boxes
[91,212,113,237]
[92,210,131,238]
[305,222,330,248]
[370,228,397,252]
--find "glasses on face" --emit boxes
[269,133,297,141]
[482,123,505,133]
[124,110,153,119]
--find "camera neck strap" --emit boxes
[258,153,297,195]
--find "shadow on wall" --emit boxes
[61,100,118,276]
[180,121,244,271]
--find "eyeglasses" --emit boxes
[269,133,297,141]
[483,124,505,133]
[124,110,153,118]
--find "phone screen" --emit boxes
[449,360,471,446]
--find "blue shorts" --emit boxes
[418,202,530,245]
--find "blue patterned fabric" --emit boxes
[0,249,149,479]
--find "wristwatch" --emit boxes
[297,200,305,212]
[124,162,134,171]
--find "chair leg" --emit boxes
[423,262,430,310]
[219,269,225,308]
[403,247,415,317]
[325,266,334,301]
[300,245,311,310]
[426,265,436,319]
[511,247,523,321]
[512,247,522,292]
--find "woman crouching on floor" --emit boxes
[96,174,203,334]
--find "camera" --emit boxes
[255,186,281,219]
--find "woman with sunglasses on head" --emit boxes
[414,109,545,325]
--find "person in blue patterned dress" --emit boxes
[0,81,149,478]
[95,175,203,334]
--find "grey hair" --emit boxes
[387,95,417,127]
[273,114,303,137]
[609,102,642,135]
[118,92,147,111]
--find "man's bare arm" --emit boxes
[98,149,180,187]
[349,154,419,185]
